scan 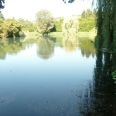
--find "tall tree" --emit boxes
[35,9,54,35]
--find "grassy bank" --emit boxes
[24,31,40,38]
[49,32,96,41]
[24,31,96,42]
[49,32,63,37]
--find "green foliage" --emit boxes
[18,18,37,32]
[0,19,6,38]
[0,18,24,38]
[93,0,116,52]
[78,18,96,32]
[62,17,79,36]
[78,8,96,32]
[81,8,97,19]
[54,19,64,32]
[4,18,23,37]
[112,71,116,84]
[35,9,54,35]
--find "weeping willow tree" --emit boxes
[94,0,116,52]
[63,0,116,52]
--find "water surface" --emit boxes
[0,36,116,116]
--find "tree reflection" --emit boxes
[77,51,116,116]
[0,38,25,60]
[79,37,96,58]
[37,36,55,60]
[62,35,79,52]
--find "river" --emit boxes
[0,36,116,116]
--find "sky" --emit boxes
[1,0,93,21]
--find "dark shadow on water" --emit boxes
[77,51,116,116]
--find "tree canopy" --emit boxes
[18,18,37,32]
[0,0,5,9]
[35,9,54,35]
[0,18,24,38]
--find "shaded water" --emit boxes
[0,36,116,116]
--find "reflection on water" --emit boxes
[37,36,55,59]
[78,52,116,116]
[0,36,95,60]
[0,38,24,60]
[62,35,79,52]
[79,37,96,58]
[0,36,116,116]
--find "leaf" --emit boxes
[114,81,116,84]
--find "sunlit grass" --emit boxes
[49,32,63,37]
[24,31,96,42]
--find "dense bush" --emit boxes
[78,18,96,32]
[0,19,6,38]
[0,18,24,38]
[18,18,37,32]
[78,8,96,32]
[54,19,64,32]
[81,8,97,19]
[4,19,23,37]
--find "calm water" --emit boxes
[0,36,116,116]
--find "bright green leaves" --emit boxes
[112,71,116,83]
[0,18,24,38]
[78,18,95,32]
[54,19,64,32]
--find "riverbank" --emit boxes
[24,31,96,42]
[49,32,96,41]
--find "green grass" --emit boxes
[24,31,96,42]
[24,31,40,37]
[49,32,63,37]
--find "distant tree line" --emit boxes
[0,6,96,38]
[81,8,97,19]
[18,18,37,32]
[78,9,96,32]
